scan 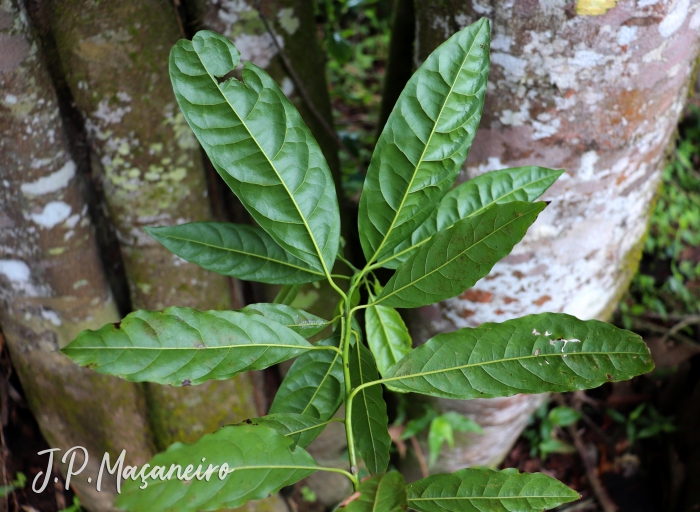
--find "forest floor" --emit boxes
[2,2,700,511]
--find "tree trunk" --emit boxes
[44,0,265,470]
[377,0,415,134]
[406,0,700,473]
[0,1,154,509]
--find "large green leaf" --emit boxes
[340,471,407,511]
[375,201,546,309]
[145,223,324,284]
[116,425,318,512]
[269,336,344,420]
[349,339,391,474]
[358,19,490,265]
[170,31,340,274]
[407,468,579,512]
[381,166,564,268]
[382,313,654,399]
[243,413,333,449]
[365,302,412,384]
[242,303,329,338]
[62,307,314,386]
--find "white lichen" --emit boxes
[28,201,72,229]
[21,160,76,196]
[0,260,30,282]
[659,0,690,37]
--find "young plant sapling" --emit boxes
[62,18,654,511]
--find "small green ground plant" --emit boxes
[620,109,700,326]
[62,19,654,511]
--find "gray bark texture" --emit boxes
[44,0,263,461]
[408,0,700,473]
[0,1,154,509]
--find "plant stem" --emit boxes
[341,273,365,488]
[341,314,359,486]
[313,466,358,486]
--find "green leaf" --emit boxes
[358,18,491,265]
[440,412,482,434]
[116,425,318,512]
[375,201,546,308]
[381,166,564,268]
[274,284,302,305]
[428,416,453,467]
[548,406,582,427]
[426,413,481,467]
[401,406,438,440]
[382,313,654,399]
[243,413,332,449]
[349,340,391,474]
[340,471,407,511]
[242,303,329,338]
[270,336,344,420]
[407,468,580,512]
[62,307,314,386]
[170,31,340,274]
[145,223,324,284]
[539,438,576,457]
[365,302,412,387]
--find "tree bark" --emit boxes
[377,0,415,134]
[44,0,262,463]
[0,1,154,509]
[407,0,700,472]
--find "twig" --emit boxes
[660,315,700,345]
[170,0,186,38]
[253,1,366,173]
[557,497,596,511]
[554,395,618,512]
[409,436,429,478]
[673,147,700,181]
[568,426,618,512]
[630,317,697,347]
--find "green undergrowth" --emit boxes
[619,108,700,326]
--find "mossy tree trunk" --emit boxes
[403,0,700,474]
[44,0,263,467]
[0,1,154,509]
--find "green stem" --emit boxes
[341,315,358,481]
[316,466,356,483]
[340,272,365,487]
[310,345,343,356]
[348,378,387,405]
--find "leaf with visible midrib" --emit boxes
[243,413,333,450]
[146,222,324,284]
[382,313,654,399]
[375,201,546,309]
[380,166,563,268]
[62,307,315,386]
[407,468,579,512]
[242,303,329,338]
[358,19,490,265]
[340,471,407,511]
[270,336,344,420]
[116,425,318,512]
[169,31,340,274]
[365,302,412,390]
[350,340,391,474]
